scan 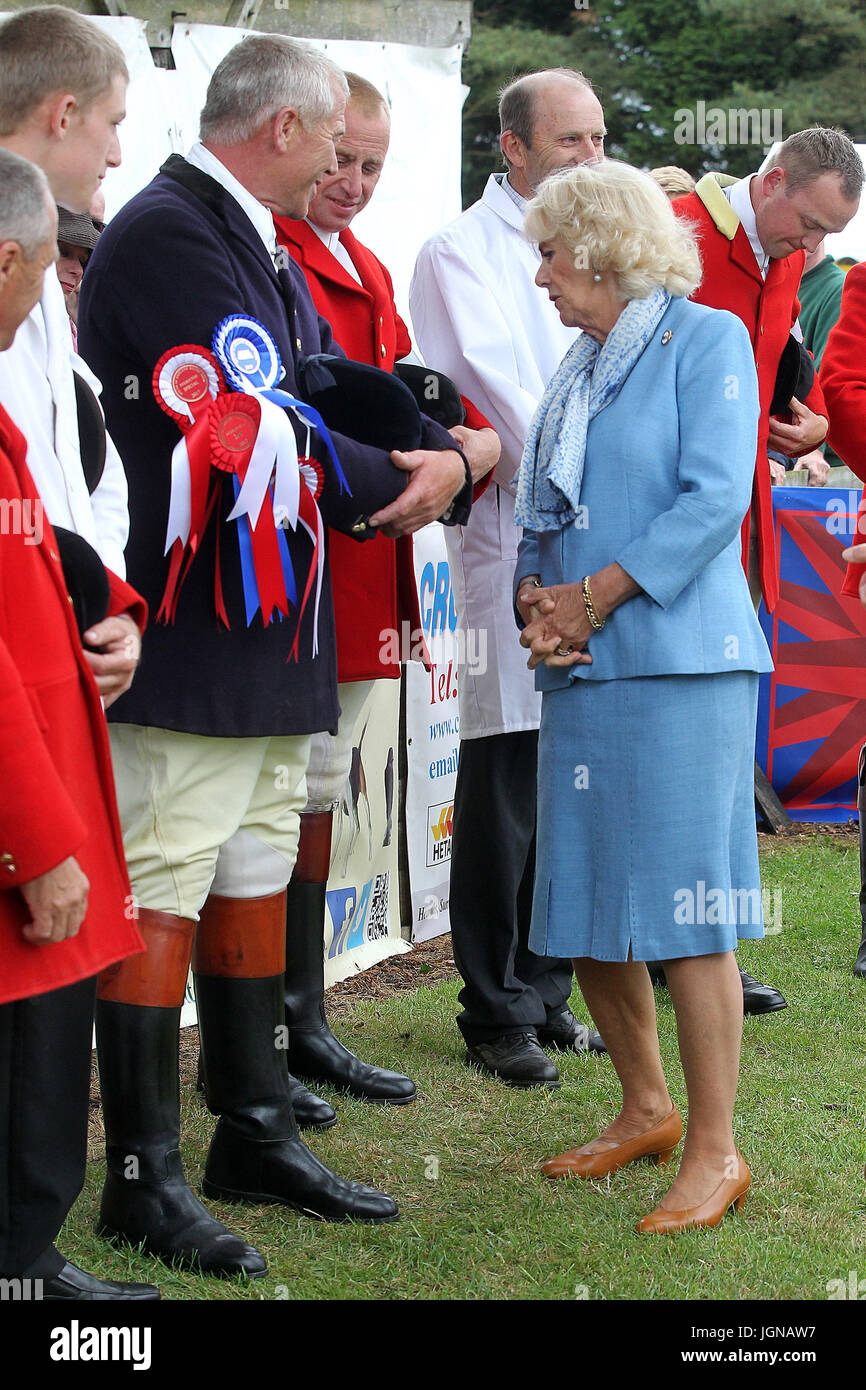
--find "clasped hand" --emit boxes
[516,581,594,669]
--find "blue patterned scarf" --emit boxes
[515,287,671,532]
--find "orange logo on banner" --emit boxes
[430,804,453,842]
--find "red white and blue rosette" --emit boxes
[212,315,339,652]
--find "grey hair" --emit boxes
[0,148,55,257]
[765,127,864,203]
[498,68,595,149]
[199,35,348,145]
[0,6,128,138]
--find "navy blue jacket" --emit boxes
[78,157,469,737]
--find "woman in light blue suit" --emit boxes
[513,161,773,1234]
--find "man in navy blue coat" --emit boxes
[78,34,471,1279]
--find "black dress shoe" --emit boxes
[537,1005,607,1055]
[854,933,866,979]
[465,1032,560,1088]
[740,968,787,1015]
[41,1261,160,1300]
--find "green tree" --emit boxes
[462,0,866,207]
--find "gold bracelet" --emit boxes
[582,575,605,631]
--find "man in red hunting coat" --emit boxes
[673,127,862,1016]
[674,127,861,613]
[0,148,152,1299]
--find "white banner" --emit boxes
[405,523,461,942]
[323,679,406,986]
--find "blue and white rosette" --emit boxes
[212,315,340,653]
[213,313,351,502]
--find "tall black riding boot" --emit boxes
[856,745,866,979]
[194,891,399,1223]
[283,810,415,1104]
[95,909,266,1278]
[195,1040,337,1131]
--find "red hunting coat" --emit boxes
[675,175,828,613]
[818,262,866,596]
[274,216,492,682]
[0,404,144,1004]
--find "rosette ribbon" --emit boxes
[212,315,343,653]
[153,345,227,623]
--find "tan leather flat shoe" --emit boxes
[542,1105,683,1180]
[636,1151,751,1233]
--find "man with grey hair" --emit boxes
[79,33,472,1277]
[0,151,56,334]
[0,145,157,1302]
[410,69,607,1088]
[0,5,142,707]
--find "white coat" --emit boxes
[410,174,578,739]
[0,271,129,577]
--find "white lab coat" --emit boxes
[0,271,129,577]
[410,174,578,739]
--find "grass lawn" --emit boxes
[64,831,866,1301]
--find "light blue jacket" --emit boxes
[514,296,773,688]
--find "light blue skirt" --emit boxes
[530,671,764,962]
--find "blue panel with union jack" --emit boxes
[756,486,866,822]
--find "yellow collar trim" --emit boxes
[694,172,742,241]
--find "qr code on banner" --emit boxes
[367,873,390,941]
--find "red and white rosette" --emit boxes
[153,346,224,428]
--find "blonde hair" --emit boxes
[345,71,389,121]
[649,165,695,199]
[525,159,702,300]
[0,6,127,137]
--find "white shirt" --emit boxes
[0,268,129,576]
[185,142,278,261]
[308,220,362,285]
[725,176,769,279]
[410,174,578,739]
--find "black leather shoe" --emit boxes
[855,934,866,979]
[537,1005,607,1056]
[465,1032,560,1088]
[740,968,787,1015]
[40,1261,160,1300]
[203,1106,399,1223]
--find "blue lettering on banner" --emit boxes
[419,560,457,637]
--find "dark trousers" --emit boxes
[0,976,96,1277]
[449,730,573,1043]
